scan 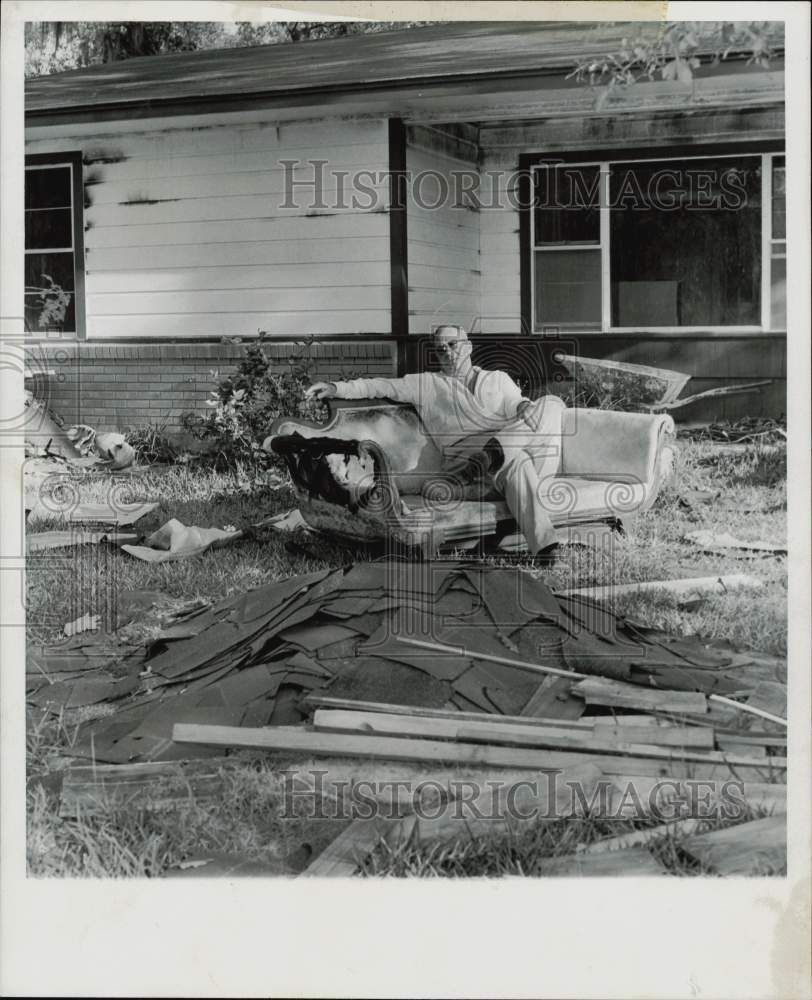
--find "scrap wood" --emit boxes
[605,776,786,818]
[27,530,140,552]
[391,635,584,682]
[302,693,587,729]
[170,724,775,781]
[311,709,785,770]
[578,818,702,855]
[165,850,293,878]
[300,694,711,746]
[304,762,607,871]
[679,815,787,875]
[708,693,787,728]
[540,848,669,876]
[410,762,606,847]
[684,530,787,557]
[520,675,586,721]
[572,677,708,715]
[67,501,158,527]
[714,729,786,749]
[58,758,230,817]
[301,815,409,877]
[558,575,764,600]
[743,680,787,721]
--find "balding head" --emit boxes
[431,324,472,376]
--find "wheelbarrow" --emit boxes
[555,354,772,413]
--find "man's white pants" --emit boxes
[443,395,566,555]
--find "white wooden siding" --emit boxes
[26,119,392,338]
[406,139,481,335]
[479,157,521,333]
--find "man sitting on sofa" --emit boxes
[305,324,565,556]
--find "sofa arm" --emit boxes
[560,408,676,485]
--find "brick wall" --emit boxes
[26,340,397,436]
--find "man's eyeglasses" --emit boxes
[434,342,461,355]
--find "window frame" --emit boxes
[25,150,86,340]
[518,141,786,337]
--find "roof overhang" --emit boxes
[25,21,785,132]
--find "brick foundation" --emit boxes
[25,340,397,436]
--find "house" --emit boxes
[23,21,786,433]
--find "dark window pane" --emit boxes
[25,166,72,210]
[534,249,601,329]
[25,208,72,250]
[25,252,75,292]
[772,156,786,241]
[25,252,76,333]
[534,165,600,245]
[610,157,761,326]
[771,255,786,329]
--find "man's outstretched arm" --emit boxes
[306,375,421,404]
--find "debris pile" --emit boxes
[29,561,787,877]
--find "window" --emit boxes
[528,149,786,333]
[25,152,85,337]
[769,155,786,329]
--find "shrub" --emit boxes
[184,336,327,471]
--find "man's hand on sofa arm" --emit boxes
[306,381,339,400]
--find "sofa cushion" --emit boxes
[401,476,648,538]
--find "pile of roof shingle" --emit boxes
[28,561,784,766]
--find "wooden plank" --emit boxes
[87,237,390,271]
[607,776,786,817]
[680,816,787,875]
[392,635,584,682]
[312,710,783,769]
[585,723,714,749]
[88,285,390,316]
[78,120,389,162]
[171,725,777,781]
[572,678,708,715]
[88,261,391,295]
[541,847,668,876]
[59,759,230,817]
[407,264,480,294]
[301,815,410,877]
[580,818,702,855]
[406,215,479,252]
[87,167,390,207]
[520,675,586,722]
[88,152,389,203]
[86,311,392,339]
[559,575,764,601]
[404,240,480,271]
[411,762,605,845]
[302,692,591,729]
[92,191,389,228]
[85,211,390,250]
[708,694,787,729]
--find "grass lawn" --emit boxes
[25,438,787,877]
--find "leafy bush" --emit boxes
[127,421,181,465]
[184,336,327,471]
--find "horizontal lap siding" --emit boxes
[479,162,522,333]
[406,138,481,335]
[27,120,392,338]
